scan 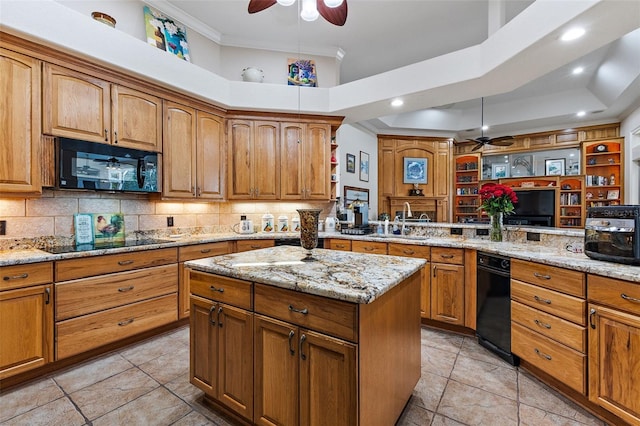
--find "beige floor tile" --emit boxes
[459,337,516,368]
[519,403,606,426]
[170,410,216,426]
[54,353,134,393]
[450,354,518,400]
[69,367,159,420]
[431,413,468,425]
[0,397,85,426]
[0,379,64,422]
[421,344,458,378]
[411,372,449,412]
[120,331,187,366]
[138,344,190,384]
[437,380,519,426]
[92,387,191,426]
[395,398,435,426]
[166,326,190,347]
[165,373,205,404]
[421,327,465,354]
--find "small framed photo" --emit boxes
[607,190,619,200]
[74,214,94,245]
[346,153,356,173]
[491,164,509,179]
[403,157,427,184]
[545,159,565,176]
[359,151,369,182]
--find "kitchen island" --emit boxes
[185,246,426,426]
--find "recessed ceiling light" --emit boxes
[561,27,585,41]
[482,125,489,131]
[572,66,584,75]
[576,111,586,117]
[391,99,403,107]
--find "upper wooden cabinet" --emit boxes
[227,119,280,200]
[43,63,162,151]
[280,122,331,200]
[0,48,42,195]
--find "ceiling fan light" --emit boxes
[277,0,296,6]
[323,0,343,7]
[481,125,489,131]
[300,0,319,21]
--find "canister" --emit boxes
[277,215,289,232]
[291,216,301,232]
[261,213,274,233]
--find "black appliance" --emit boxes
[505,189,555,227]
[274,238,324,248]
[57,138,159,193]
[476,252,518,365]
[585,205,640,265]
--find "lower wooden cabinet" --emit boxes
[235,239,275,253]
[323,238,351,251]
[431,247,465,326]
[388,243,430,318]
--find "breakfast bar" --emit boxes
[185,246,426,425]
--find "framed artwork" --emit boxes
[74,214,94,245]
[607,190,619,200]
[144,6,191,61]
[403,157,427,184]
[545,159,565,176]
[287,58,317,87]
[359,151,369,182]
[491,164,509,179]
[344,186,369,206]
[346,153,356,173]
[93,213,125,245]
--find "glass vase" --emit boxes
[297,208,322,261]
[490,212,503,242]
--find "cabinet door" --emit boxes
[190,295,217,395]
[280,122,304,200]
[253,121,280,200]
[431,263,465,325]
[163,101,196,198]
[227,120,253,199]
[588,304,640,425]
[254,315,299,426]
[0,48,41,194]
[111,85,162,151]
[217,304,253,420]
[196,111,225,199]
[304,123,331,200]
[299,329,357,426]
[43,63,110,143]
[0,284,53,379]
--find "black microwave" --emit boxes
[585,205,640,265]
[57,138,160,193]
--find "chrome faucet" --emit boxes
[419,213,431,222]
[401,202,412,235]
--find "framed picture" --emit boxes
[346,153,356,173]
[491,164,509,179]
[344,186,369,206]
[144,6,191,61]
[403,157,427,184]
[607,190,619,200]
[359,151,369,182]
[93,213,125,245]
[74,214,94,245]
[287,58,317,87]
[545,159,565,176]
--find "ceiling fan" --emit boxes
[465,97,514,152]
[248,0,348,26]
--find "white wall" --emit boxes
[621,105,640,205]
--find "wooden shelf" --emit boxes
[454,154,481,223]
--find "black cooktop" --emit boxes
[44,239,171,254]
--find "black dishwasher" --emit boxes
[476,252,518,365]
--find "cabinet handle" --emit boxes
[403,249,415,255]
[440,254,454,259]
[289,304,308,315]
[118,260,134,266]
[288,330,295,356]
[534,348,552,361]
[589,308,597,329]
[534,295,552,305]
[191,186,195,196]
[534,319,551,329]
[336,244,345,248]
[621,293,640,303]
[533,272,551,280]
[209,304,216,326]
[114,131,118,143]
[104,129,108,141]
[45,287,50,305]
[433,265,437,277]
[118,318,134,326]
[299,334,307,360]
[118,286,134,292]
[3,273,28,281]
[197,186,201,196]
[217,306,223,327]
[200,249,211,254]
[209,286,224,293]
[364,247,374,252]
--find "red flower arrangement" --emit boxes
[478,183,518,216]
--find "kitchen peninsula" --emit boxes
[185,246,426,426]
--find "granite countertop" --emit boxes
[185,246,426,304]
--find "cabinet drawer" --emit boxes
[511,259,585,297]
[56,264,178,320]
[189,271,252,310]
[254,283,357,342]
[511,279,585,325]
[55,248,178,281]
[351,240,387,255]
[236,239,274,253]
[512,322,586,394]
[1,262,53,290]
[388,243,430,259]
[431,247,463,265]
[511,300,586,353]
[325,239,351,251]
[588,274,640,316]
[179,242,231,261]
[56,293,177,359]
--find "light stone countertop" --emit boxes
[185,246,427,304]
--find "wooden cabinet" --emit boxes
[280,122,331,200]
[587,275,640,425]
[43,63,161,151]
[431,261,465,325]
[454,154,481,223]
[235,239,275,253]
[163,102,225,199]
[351,240,387,255]
[324,238,351,251]
[559,176,584,228]
[582,138,623,208]
[0,48,42,195]
[388,243,431,318]
[0,263,53,379]
[330,135,338,200]
[227,119,280,200]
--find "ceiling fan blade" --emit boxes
[248,0,277,14]
[318,0,348,26]
[489,136,515,146]
[471,142,484,151]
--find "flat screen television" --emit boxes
[505,189,556,227]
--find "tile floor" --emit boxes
[0,326,608,426]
